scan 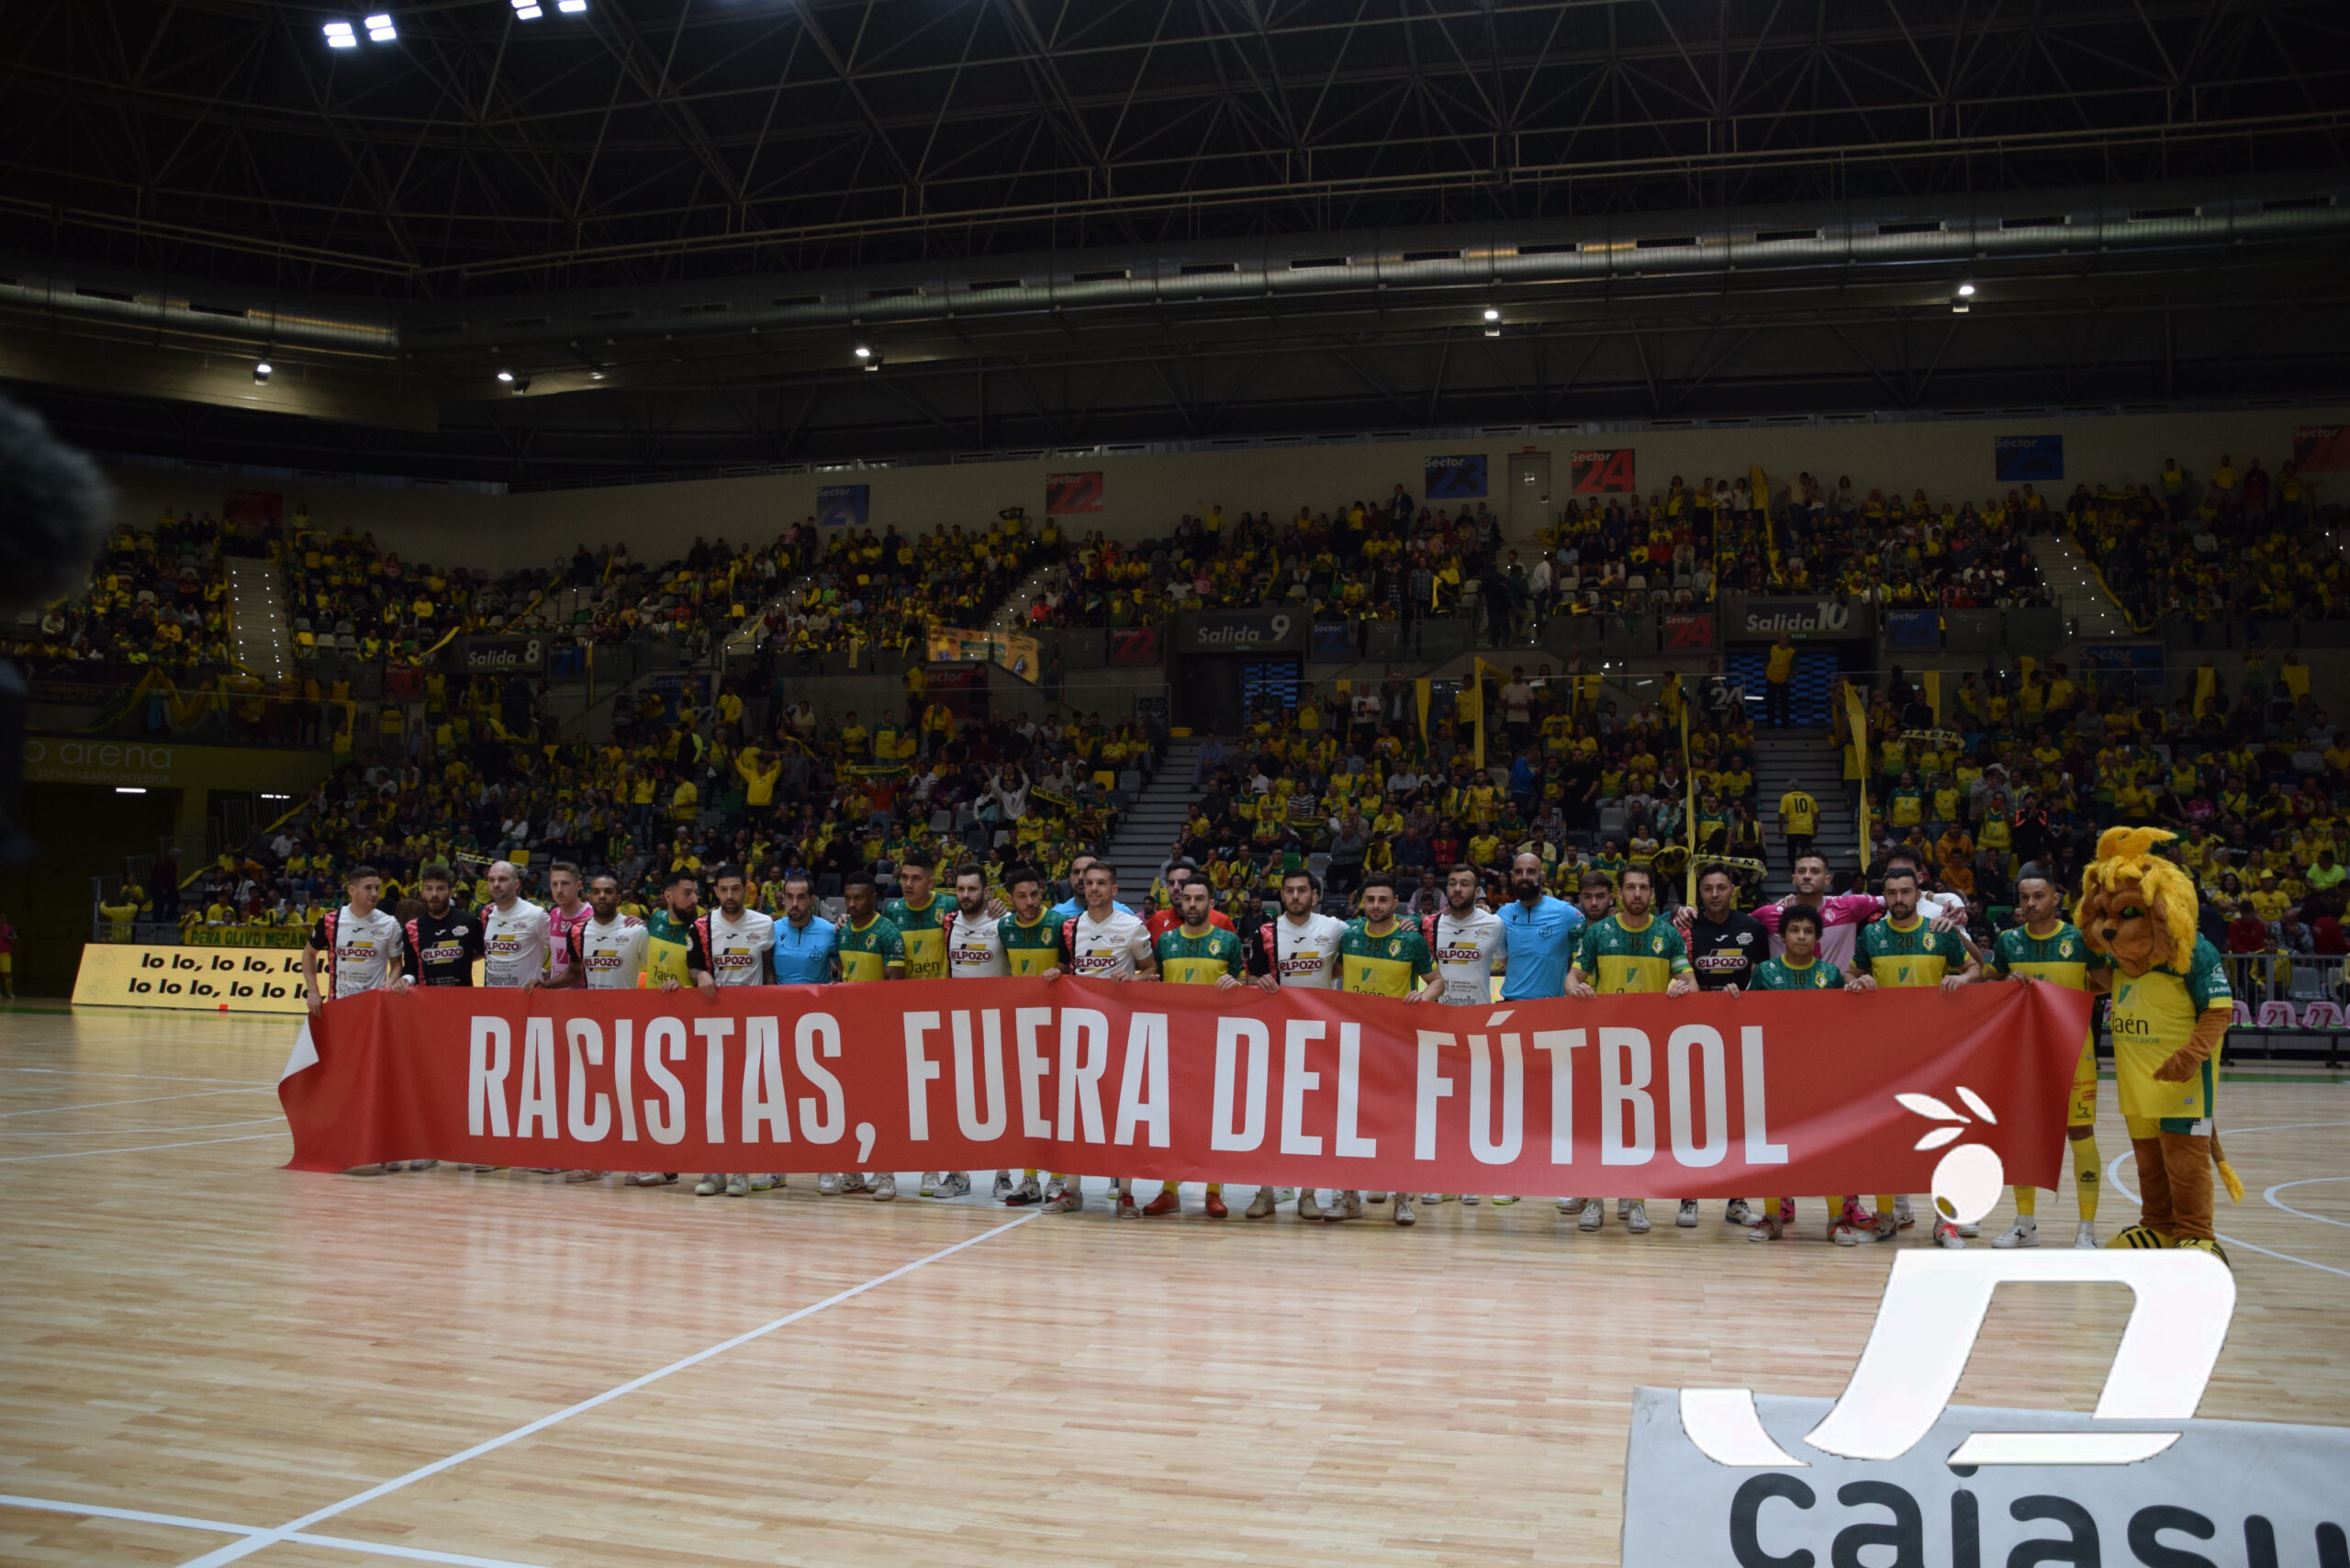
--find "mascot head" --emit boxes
[2077,826,2198,978]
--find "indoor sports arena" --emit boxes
[5,4,2349,1564]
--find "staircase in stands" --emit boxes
[1748,726,1858,887]
[224,555,292,684]
[1101,736,1213,899]
[2024,531,2132,641]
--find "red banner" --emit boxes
[1045,471,1103,514]
[277,980,2087,1192]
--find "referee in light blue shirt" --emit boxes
[1497,851,1584,1000]
[769,873,837,984]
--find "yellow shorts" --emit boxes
[2066,1039,2098,1127]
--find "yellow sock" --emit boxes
[1875,1194,1896,1222]
[1024,1168,1038,1180]
[1160,1181,1179,1196]
[2014,1185,2037,1217]
[2073,1135,2101,1222]
[1207,1182,1223,1195]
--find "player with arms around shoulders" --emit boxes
[1982,869,2110,1249]
[1422,862,1508,1207]
[882,851,950,980]
[1846,861,1981,1249]
[821,871,905,1199]
[1240,868,1348,1220]
[1564,863,1695,1235]
[477,859,553,991]
[1058,861,1159,1219]
[544,869,651,1186]
[767,872,836,986]
[694,865,778,1200]
[929,861,1011,1201]
[1331,872,1436,1227]
[403,862,483,995]
[1138,879,1248,1218]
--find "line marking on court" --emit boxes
[2107,1152,2350,1280]
[0,1493,555,1567]
[0,1117,287,1139]
[10,1069,281,1086]
[0,1088,276,1118]
[169,1211,1041,1568]
[2263,1176,2350,1230]
[0,1132,284,1163]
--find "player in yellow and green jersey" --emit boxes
[1333,872,1435,1227]
[642,868,712,991]
[997,864,1064,978]
[1846,862,1980,1248]
[880,852,948,980]
[1564,864,1695,1235]
[1983,870,2111,1249]
[1746,903,1845,1243]
[821,870,906,1198]
[1140,880,1248,1219]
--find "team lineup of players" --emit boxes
[304,843,2111,1249]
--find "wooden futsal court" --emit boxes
[4,1009,2346,1568]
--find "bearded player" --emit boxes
[1241,868,1347,1220]
[1744,904,1848,1241]
[1564,864,1695,1235]
[1421,861,1506,1206]
[936,861,1008,1202]
[1846,862,1979,1248]
[695,866,778,1200]
[552,870,651,1187]
[1982,869,2109,1249]
[1141,879,1248,1218]
[1332,872,1434,1227]
[993,865,1069,1207]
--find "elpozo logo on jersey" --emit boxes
[1623,1087,2349,1566]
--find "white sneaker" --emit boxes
[1041,1176,1068,1205]
[1749,1215,1784,1242]
[410,1159,440,1172]
[1676,1200,1700,1227]
[1558,1196,1589,1215]
[1871,1214,1902,1244]
[1297,1189,1324,1220]
[1957,1222,1980,1238]
[627,1172,676,1187]
[1617,1198,1631,1219]
[817,1172,842,1195]
[936,1171,971,1198]
[1393,1194,1417,1226]
[1830,1222,1865,1247]
[992,1172,1013,1200]
[873,1173,897,1201]
[1625,1200,1652,1235]
[1043,1184,1082,1214]
[1458,1193,1477,1205]
[839,1173,869,1193]
[694,1175,723,1196]
[1426,1193,1449,1204]
[1577,1200,1604,1231]
[748,1174,778,1192]
[1993,1217,2040,1249]
[1325,1190,1365,1221]
[1491,1195,1518,1205]
[2074,1221,2099,1249]
[1933,1219,1964,1249]
[919,1173,937,1197]
[725,1174,750,1198]
[1245,1187,1276,1218]
[1724,1199,1753,1225]
[1010,1175,1043,1205]
[1892,1195,1915,1229]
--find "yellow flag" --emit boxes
[1416,678,1432,738]
[2283,661,2311,702]
[2194,665,2216,716]
[1923,671,1942,728]
[1843,681,1873,871]
[1466,659,1489,770]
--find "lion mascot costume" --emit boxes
[2076,826,2244,1260]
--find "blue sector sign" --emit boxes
[1426,454,1489,498]
[1994,435,2064,482]
[815,483,869,528]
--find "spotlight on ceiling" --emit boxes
[511,0,543,16]
[323,19,357,46]
[252,361,273,384]
[364,13,397,40]
[1957,283,1976,297]
[852,344,872,359]
[1483,308,1500,321]
[496,369,514,383]
[556,0,587,11]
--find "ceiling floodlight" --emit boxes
[556,0,587,11]
[496,369,515,382]
[1957,282,1976,297]
[853,344,871,359]
[1483,308,1500,321]
[511,0,543,16]
[365,13,397,40]
[253,361,273,384]
[323,19,357,46]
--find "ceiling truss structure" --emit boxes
[5,0,2348,482]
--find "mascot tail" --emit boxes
[2213,1131,2245,1205]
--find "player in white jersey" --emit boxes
[934,863,1006,1201]
[1241,868,1348,1219]
[1420,863,1511,1208]
[541,870,648,1186]
[301,866,410,1176]
[696,866,778,1198]
[1055,863,1157,1217]
[477,860,552,990]
[302,865,408,1009]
